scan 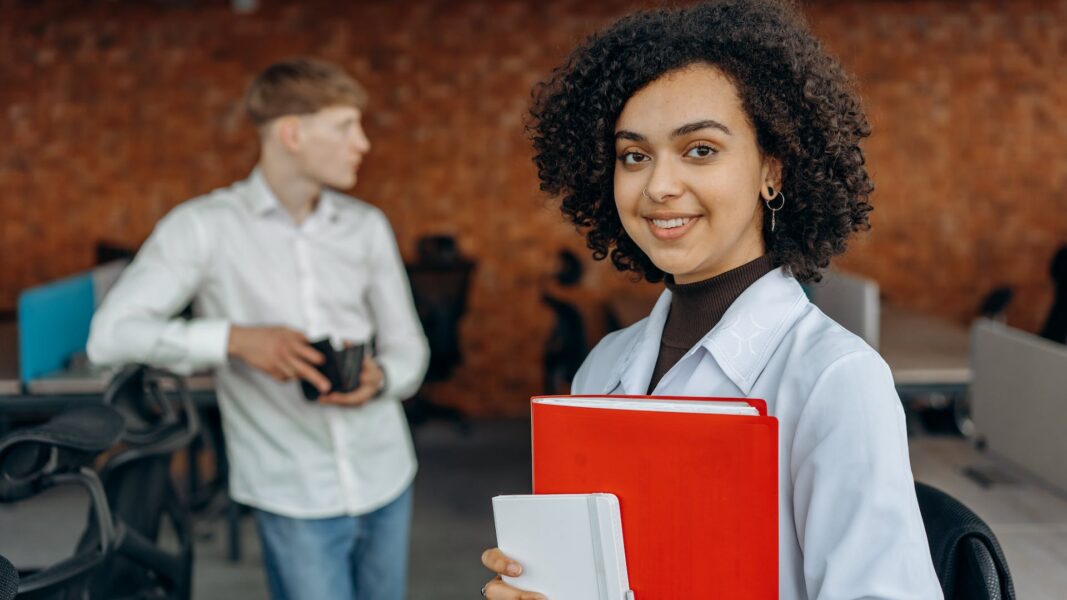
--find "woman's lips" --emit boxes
[646,216,700,241]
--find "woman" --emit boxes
[481,1,942,599]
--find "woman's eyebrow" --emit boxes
[672,119,732,137]
[614,119,732,142]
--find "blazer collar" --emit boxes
[605,267,809,396]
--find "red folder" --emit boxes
[531,395,778,599]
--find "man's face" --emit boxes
[293,105,371,190]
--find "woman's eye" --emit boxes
[686,145,717,159]
[620,151,649,165]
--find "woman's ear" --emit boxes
[760,156,784,200]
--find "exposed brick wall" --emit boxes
[808,0,1067,336]
[2,0,1065,415]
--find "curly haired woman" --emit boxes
[480,1,942,598]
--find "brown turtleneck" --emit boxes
[647,255,775,393]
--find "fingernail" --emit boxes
[506,562,521,576]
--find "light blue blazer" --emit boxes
[572,268,943,600]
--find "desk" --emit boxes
[605,294,972,395]
[0,320,215,411]
[879,306,971,396]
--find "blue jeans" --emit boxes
[253,485,413,600]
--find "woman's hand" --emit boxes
[480,548,546,599]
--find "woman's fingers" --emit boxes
[480,550,546,599]
[482,576,548,600]
[481,548,522,576]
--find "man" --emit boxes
[88,58,429,600]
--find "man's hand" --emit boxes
[227,326,330,393]
[319,354,384,407]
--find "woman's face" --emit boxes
[613,63,779,284]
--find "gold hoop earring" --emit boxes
[764,188,786,232]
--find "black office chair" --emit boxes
[0,554,17,600]
[74,365,198,600]
[915,481,1015,600]
[0,405,125,599]
[1039,244,1067,344]
[405,236,475,432]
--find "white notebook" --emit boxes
[492,493,634,600]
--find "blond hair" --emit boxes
[245,57,368,127]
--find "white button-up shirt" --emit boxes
[573,268,943,600]
[88,170,429,518]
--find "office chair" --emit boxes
[1039,244,1067,344]
[915,481,1015,600]
[0,405,125,599]
[75,365,198,600]
[405,236,475,432]
[0,554,17,600]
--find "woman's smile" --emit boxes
[645,214,701,241]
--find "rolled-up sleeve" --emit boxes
[363,210,429,400]
[790,350,943,600]
[88,204,229,374]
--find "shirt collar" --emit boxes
[606,267,809,396]
[701,268,808,394]
[245,168,339,223]
[245,168,279,216]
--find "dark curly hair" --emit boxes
[528,0,873,283]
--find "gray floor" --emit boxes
[190,419,532,599]
[4,418,1067,599]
